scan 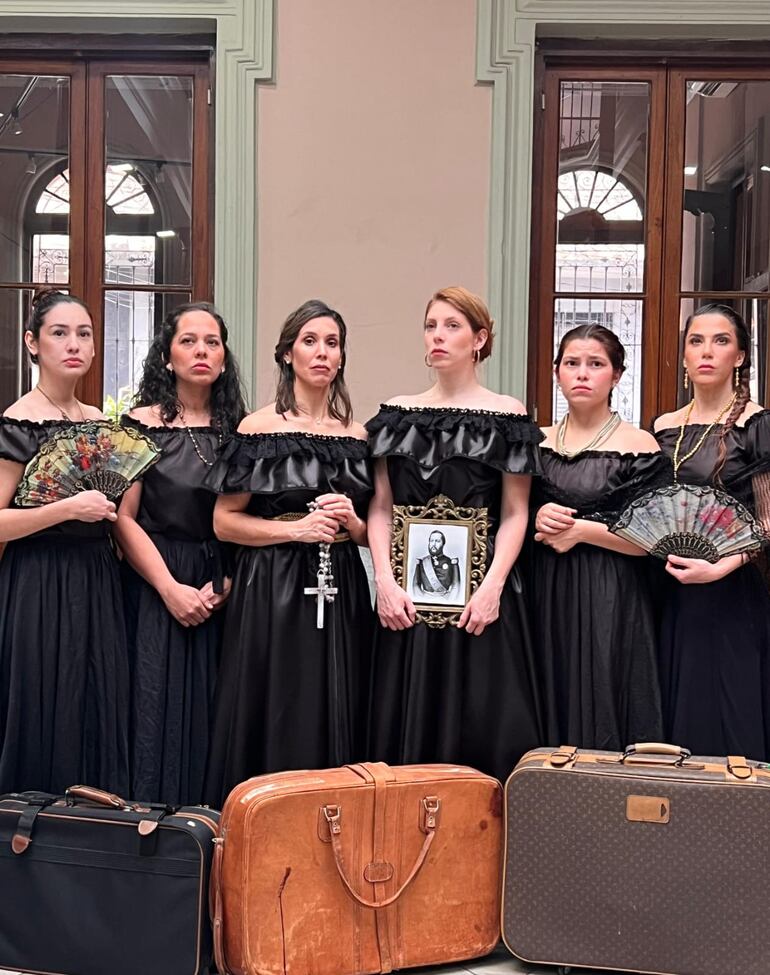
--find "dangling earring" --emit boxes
[735,366,740,389]
[473,349,480,365]
[683,365,689,391]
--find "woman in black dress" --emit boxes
[654,304,770,759]
[530,324,667,749]
[114,302,246,805]
[367,286,543,784]
[203,300,373,805]
[0,289,128,793]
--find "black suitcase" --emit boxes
[0,785,219,975]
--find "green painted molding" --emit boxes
[477,0,770,407]
[0,0,275,403]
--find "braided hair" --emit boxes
[683,303,751,484]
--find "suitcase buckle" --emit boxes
[421,796,440,831]
[323,804,342,835]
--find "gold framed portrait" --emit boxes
[390,494,489,628]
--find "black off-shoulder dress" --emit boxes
[0,418,129,794]
[202,432,374,806]
[120,417,228,806]
[366,406,544,784]
[529,448,670,750]
[655,411,770,760]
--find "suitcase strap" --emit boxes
[11,796,60,854]
[211,837,229,975]
[322,800,439,910]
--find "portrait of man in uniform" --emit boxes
[404,521,470,609]
[412,529,461,599]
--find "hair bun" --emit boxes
[31,287,64,308]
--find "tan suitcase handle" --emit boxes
[622,743,692,764]
[323,797,439,910]
[65,785,127,808]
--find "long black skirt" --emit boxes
[367,565,543,784]
[529,544,663,751]
[659,563,770,760]
[0,534,129,795]
[123,535,222,806]
[203,540,374,807]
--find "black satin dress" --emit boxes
[529,448,670,750]
[366,406,544,784]
[656,411,770,760]
[202,432,374,806]
[120,417,228,806]
[0,418,129,794]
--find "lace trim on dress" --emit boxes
[203,430,371,495]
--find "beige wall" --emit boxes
[256,0,491,421]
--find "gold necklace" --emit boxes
[555,410,621,458]
[36,384,85,422]
[672,393,737,481]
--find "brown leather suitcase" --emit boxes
[503,743,770,975]
[211,762,502,974]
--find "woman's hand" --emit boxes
[199,576,232,610]
[291,508,340,544]
[457,578,503,636]
[64,490,118,523]
[534,502,576,535]
[314,493,363,535]
[161,580,213,627]
[375,576,416,631]
[535,521,584,553]
[665,554,730,584]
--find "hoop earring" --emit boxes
[735,366,740,389]
[473,349,480,365]
[683,366,689,391]
[424,353,431,368]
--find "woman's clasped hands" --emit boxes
[534,501,583,553]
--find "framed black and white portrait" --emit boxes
[391,494,489,628]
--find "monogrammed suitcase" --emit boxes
[0,786,219,975]
[503,744,770,975]
[212,762,503,975]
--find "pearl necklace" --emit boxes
[555,410,621,458]
[672,393,737,482]
[175,404,221,466]
[185,425,222,467]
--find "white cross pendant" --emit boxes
[305,568,338,629]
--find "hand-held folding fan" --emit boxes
[15,421,160,506]
[610,483,767,563]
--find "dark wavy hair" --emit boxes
[273,299,353,425]
[25,289,92,365]
[683,303,751,483]
[554,323,626,406]
[133,301,247,435]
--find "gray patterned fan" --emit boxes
[610,483,767,563]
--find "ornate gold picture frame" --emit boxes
[391,494,489,629]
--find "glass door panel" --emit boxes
[0,75,70,284]
[545,78,654,426]
[103,75,194,287]
[682,80,770,293]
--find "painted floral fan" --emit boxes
[15,421,160,506]
[610,483,768,563]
